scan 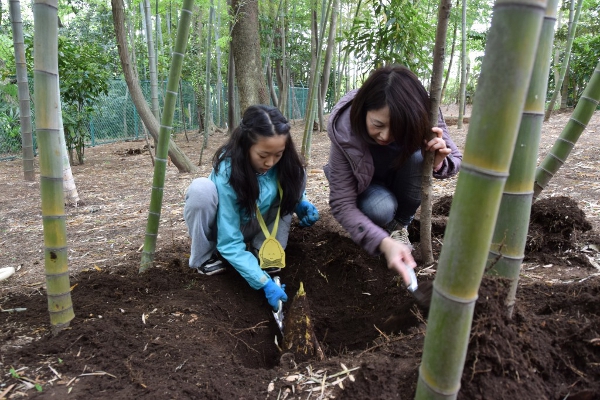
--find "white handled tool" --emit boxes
[272,276,285,334]
[0,267,15,282]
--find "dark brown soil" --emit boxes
[1,106,599,399]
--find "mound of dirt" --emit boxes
[411,195,599,272]
[528,196,593,251]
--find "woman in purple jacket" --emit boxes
[324,65,462,285]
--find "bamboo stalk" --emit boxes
[533,59,600,200]
[34,0,75,332]
[140,0,194,272]
[487,0,560,321]
[415,0,547,397]
[9,0,35,182]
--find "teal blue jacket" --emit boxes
[209,158,306,290]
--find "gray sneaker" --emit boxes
[195,256,226,275]
[390,227,411,248]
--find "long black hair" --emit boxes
[350,65,430,167]
[213,105,305,217]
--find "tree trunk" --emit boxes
[457,0,467,130]
[274,0,289,116]
[200,0,214,166]
[191,4,205,135]
[266,63,278,107]
[440,0,459,102]
[275,60,288,116]
[319,0,338,119]
[125,0,138,79]
[230,0,268,113]
[57,77,81,205]
[420,0,452,267]
[227,43,238,134]
[143,0,160,120]
[111,0,197,173]
[214,0,224,127]
[335,0,361,102]
[560,71,570,108]
[263,0,283,109]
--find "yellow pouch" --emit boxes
[258,237,286,269]
[256,182,286,269]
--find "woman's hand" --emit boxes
[379,237,417,286]
[425,127,451,171]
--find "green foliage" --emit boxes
[569,33,600,103]
[546,0,600,106]
[1,11,34,79]
[59,1,119,71]
[19,24,112,163]
[57,36,112,164]
[0,81,19,100]
[342,0,435,75]
[183,3,229,102]
[468,30,488,53]
[0,86,22,154]
[273,4,312,86]
[0,34,17,77]
[567,0,600,104]
[61,104,86,164]
[215,36,231,50]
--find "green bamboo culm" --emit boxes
[140,0,194,272]
[301,0,332,161]
[415,0,547,397]
[543,0,583,121]
[486,0,560,319]
[33,0,75,332]
[533,59,600,201]
[9,0,35,182]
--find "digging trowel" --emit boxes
[272,276,285,334]
[406,266,431,309]
[382,267,432,331]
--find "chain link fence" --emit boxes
[1,79,312,161]
[0,79,199,160]
[87,79,200,146]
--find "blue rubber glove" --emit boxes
[263,279,288,310]
[295,200,320,227]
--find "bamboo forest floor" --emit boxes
[1,105,599,399]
